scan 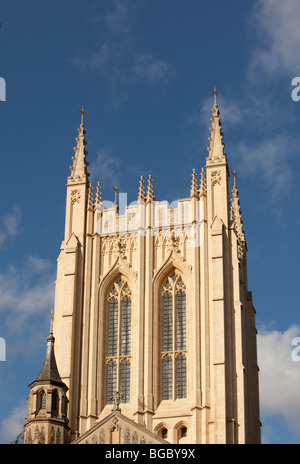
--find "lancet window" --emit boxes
[106,278,132,404]
[162,273,187,400]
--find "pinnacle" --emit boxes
[190,169,198,198]
[96,181,102,204]
[146,175,155,203]
[199,167,207,196]
[138,176,146,202]
[88,183,93,209]
[206,94,227,164]
[68,109,90,183]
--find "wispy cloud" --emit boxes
[232,135,297,207]
[0,400,27,444]
[132,53,174,84]
[0,205,22,249]
[248,0,300,79]
[89,147,122,189]
[71,1,173,104]
[0,255,55,359]
[106,0,133,34]
[257,324,300,441]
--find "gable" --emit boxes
[72,411,168,445]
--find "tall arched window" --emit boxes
[39,391,46,411]
[162,273,187,400]
[51,390,59,417]
[106,278,132,404]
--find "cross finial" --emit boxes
[232,169,238,186]
[112,184,120,212]
[50,308,54,334]
[109,390,122,412]
[78,106,86,125]
[112,184,119,203]
[210,86,219,106]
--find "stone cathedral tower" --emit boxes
[24,96,261,444]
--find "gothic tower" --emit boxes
[25,95,261,444]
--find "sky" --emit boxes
[0,0,300,445]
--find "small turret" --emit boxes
[24,312,70,444]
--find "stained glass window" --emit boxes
[162,355,173,400]
[163,292,173,351]
[121,297,131,356]
[120,359,131,403]
[176,354,187,399]
[176,291,186,351]
[107,360,117,404]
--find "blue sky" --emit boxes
[0,0,300,444]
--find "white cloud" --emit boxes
[89,147,122,189]
[257,324,300,438]
[0,255,55,315]
[249,0,300,78]
[232,135,296,203]
[0,205,22,249]
[0,255,55,359]
[0,401,27,444]
[132,53,174,84]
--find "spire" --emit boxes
[33,310,63,385]
[190,169,198,198]
[138,175,146,202]
[146,174,155,203]
[69,107,90,183]
[199,167,207,197]
[207,87,227,163]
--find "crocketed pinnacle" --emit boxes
[96,181,102,204]
[199,167,207,196]
[69,108,90,182]
[190,169,198,198]
[146,175,155,203]
[138,176,146,202]
[88,183,93,209]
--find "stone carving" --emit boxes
[211,170,221,186]
[71,189,81,204]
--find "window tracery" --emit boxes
[162,272,187,400]
[106,278,132,404]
